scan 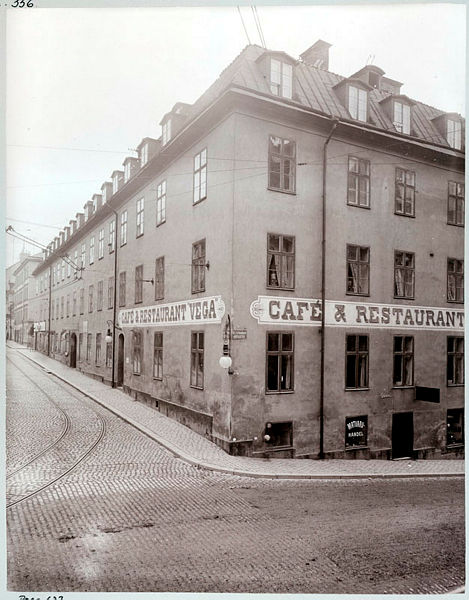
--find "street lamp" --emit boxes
[219,314,234,375]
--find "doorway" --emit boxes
[392,412,414,459]
[70,333,77,368]
[117,333,124,387]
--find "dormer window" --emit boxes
[270,59,292,99]
[140,144,148,167]
[393,101,411,134]
[112,176,119,194]
[447,118,462,150]
[348,86,367,122]
[162,120,171,146]
[124,161,131,182]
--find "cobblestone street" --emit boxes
[6,348,465,594]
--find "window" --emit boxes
[124,161,131,182]
[266,332,294,392]
[264,422,293,447]
[268,135,296,193]
[346,335,369,389]
[136,198,144,237]
[81,243,86,268]
[89,237,95,265]
[88,285,94,313]
[348,86,367,122]
[447,337,464,385]
[79,289,84,315]
[395,168,415,217]
[162,119,171,145]
[61,261,65,281]
[270,58,293,98]
[67,259,71,278]
[106,341,112,368]
[97,280,103,311]
[74,250,78,277]
[132,331,142,374]
[345,416,368,448]
[393,102,411,134]
[190,332,204,388]
[78,333,82,361]
[393,336,414,386]
[153,332,163,379]
[346,245,369,295]
[135,265,143,304]
[72,291,77,316]
[448,182,464,226]
[193,149,207,204]
[447,258,464,303]
[347,157,370,207]
[120,210,128,246]
[86,333,92,362]
[267,234,295,289]
[191,239,206,293]
[155,256,164,300]
[140,143,148,167]
[60,297,64,319]
[394,251,415,299]
[109,219,116,253]
[98,228,104,259]
[156,180,166,226]
[447,408,464,446]
[96,333,102,365]
[447,119,462,150]
[66,295,70,318]
[108,277,114,309]
[51,301,54,320]
[119,271,126,307]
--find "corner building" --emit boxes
[33,41,464,459]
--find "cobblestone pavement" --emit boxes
[6,347,465,594]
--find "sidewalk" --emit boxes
[7,341,465,480]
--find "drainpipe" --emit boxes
[319,117,340,460]
[111,210,119,388]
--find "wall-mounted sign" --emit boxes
[345,416,368,448]
[250,296,464,331]
[232,328,247,340]
[118,296,225,328]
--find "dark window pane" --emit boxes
[268,333,279,351]
[267,355,279,391]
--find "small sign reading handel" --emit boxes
[250,296,464,331]
[118,296,225,328]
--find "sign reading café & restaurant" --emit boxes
[250,296,464,331]
[118,296,225,328]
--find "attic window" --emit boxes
[140,144,148,167]
[447,118,462,150]
[270,59,292,99]
[394,102,411,134]
[124,161,131,182]
[162,119,171,146]
[348,86,367,122]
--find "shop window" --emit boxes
[267,233,295,289]
[132,331,142,375]
[270,58,292,99]
[447,408,464,446]
[157,180,166,226]
[346,335,369,389]
[393,336,414,387]
[347,157,370,207]
[135,265,143,304]
[96,333,102,365]
[264,421,293,447]
[345,416,368,448]
[447,337,464,385]
[191,239,206,294]
[153,332,163,379]
[119,272,126,307]
[190,332,204,389]
[268,135,296,193]
[136,198,144,237]
[266,332,294,393]
[193,148,207,205]
[346,244,369,295]
[448,182,464,226]
[395,168,415,217]
[447,258,464,303]
[394,250,415,299]
[155,257,164,300]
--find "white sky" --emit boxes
[5,3,466,266]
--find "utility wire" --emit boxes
[252,6,266,48]
[251,6,265,48]
[237,6,251,45]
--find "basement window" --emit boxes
[264,421,293,447]
[447,408,464,446]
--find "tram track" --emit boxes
[6,350,108,510]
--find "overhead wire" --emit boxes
[237,6,251,45]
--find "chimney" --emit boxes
[76,212,85,228]
[93,193,103,211]
[70,219,77,234]
[300,40,331,70]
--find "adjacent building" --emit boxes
[32,41,464,459]
[11,253,43,345]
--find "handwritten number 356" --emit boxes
[12,0,34,7]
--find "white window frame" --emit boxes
[393,102,411,134]
[124,161,131,182]
[120,210,128,246]
[157,180,166,226]
[136,197,144,237]
[349,86,368,122]
[162,120,171,146]
[140,143,148,167]
[89,236,95,265]
[109,219,115,253]
[193,148,207,204]
[447,119,462,150]
[270,58,292,99]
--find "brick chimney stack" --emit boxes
[300,40,331,70]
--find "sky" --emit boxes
[5,3,466,267]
